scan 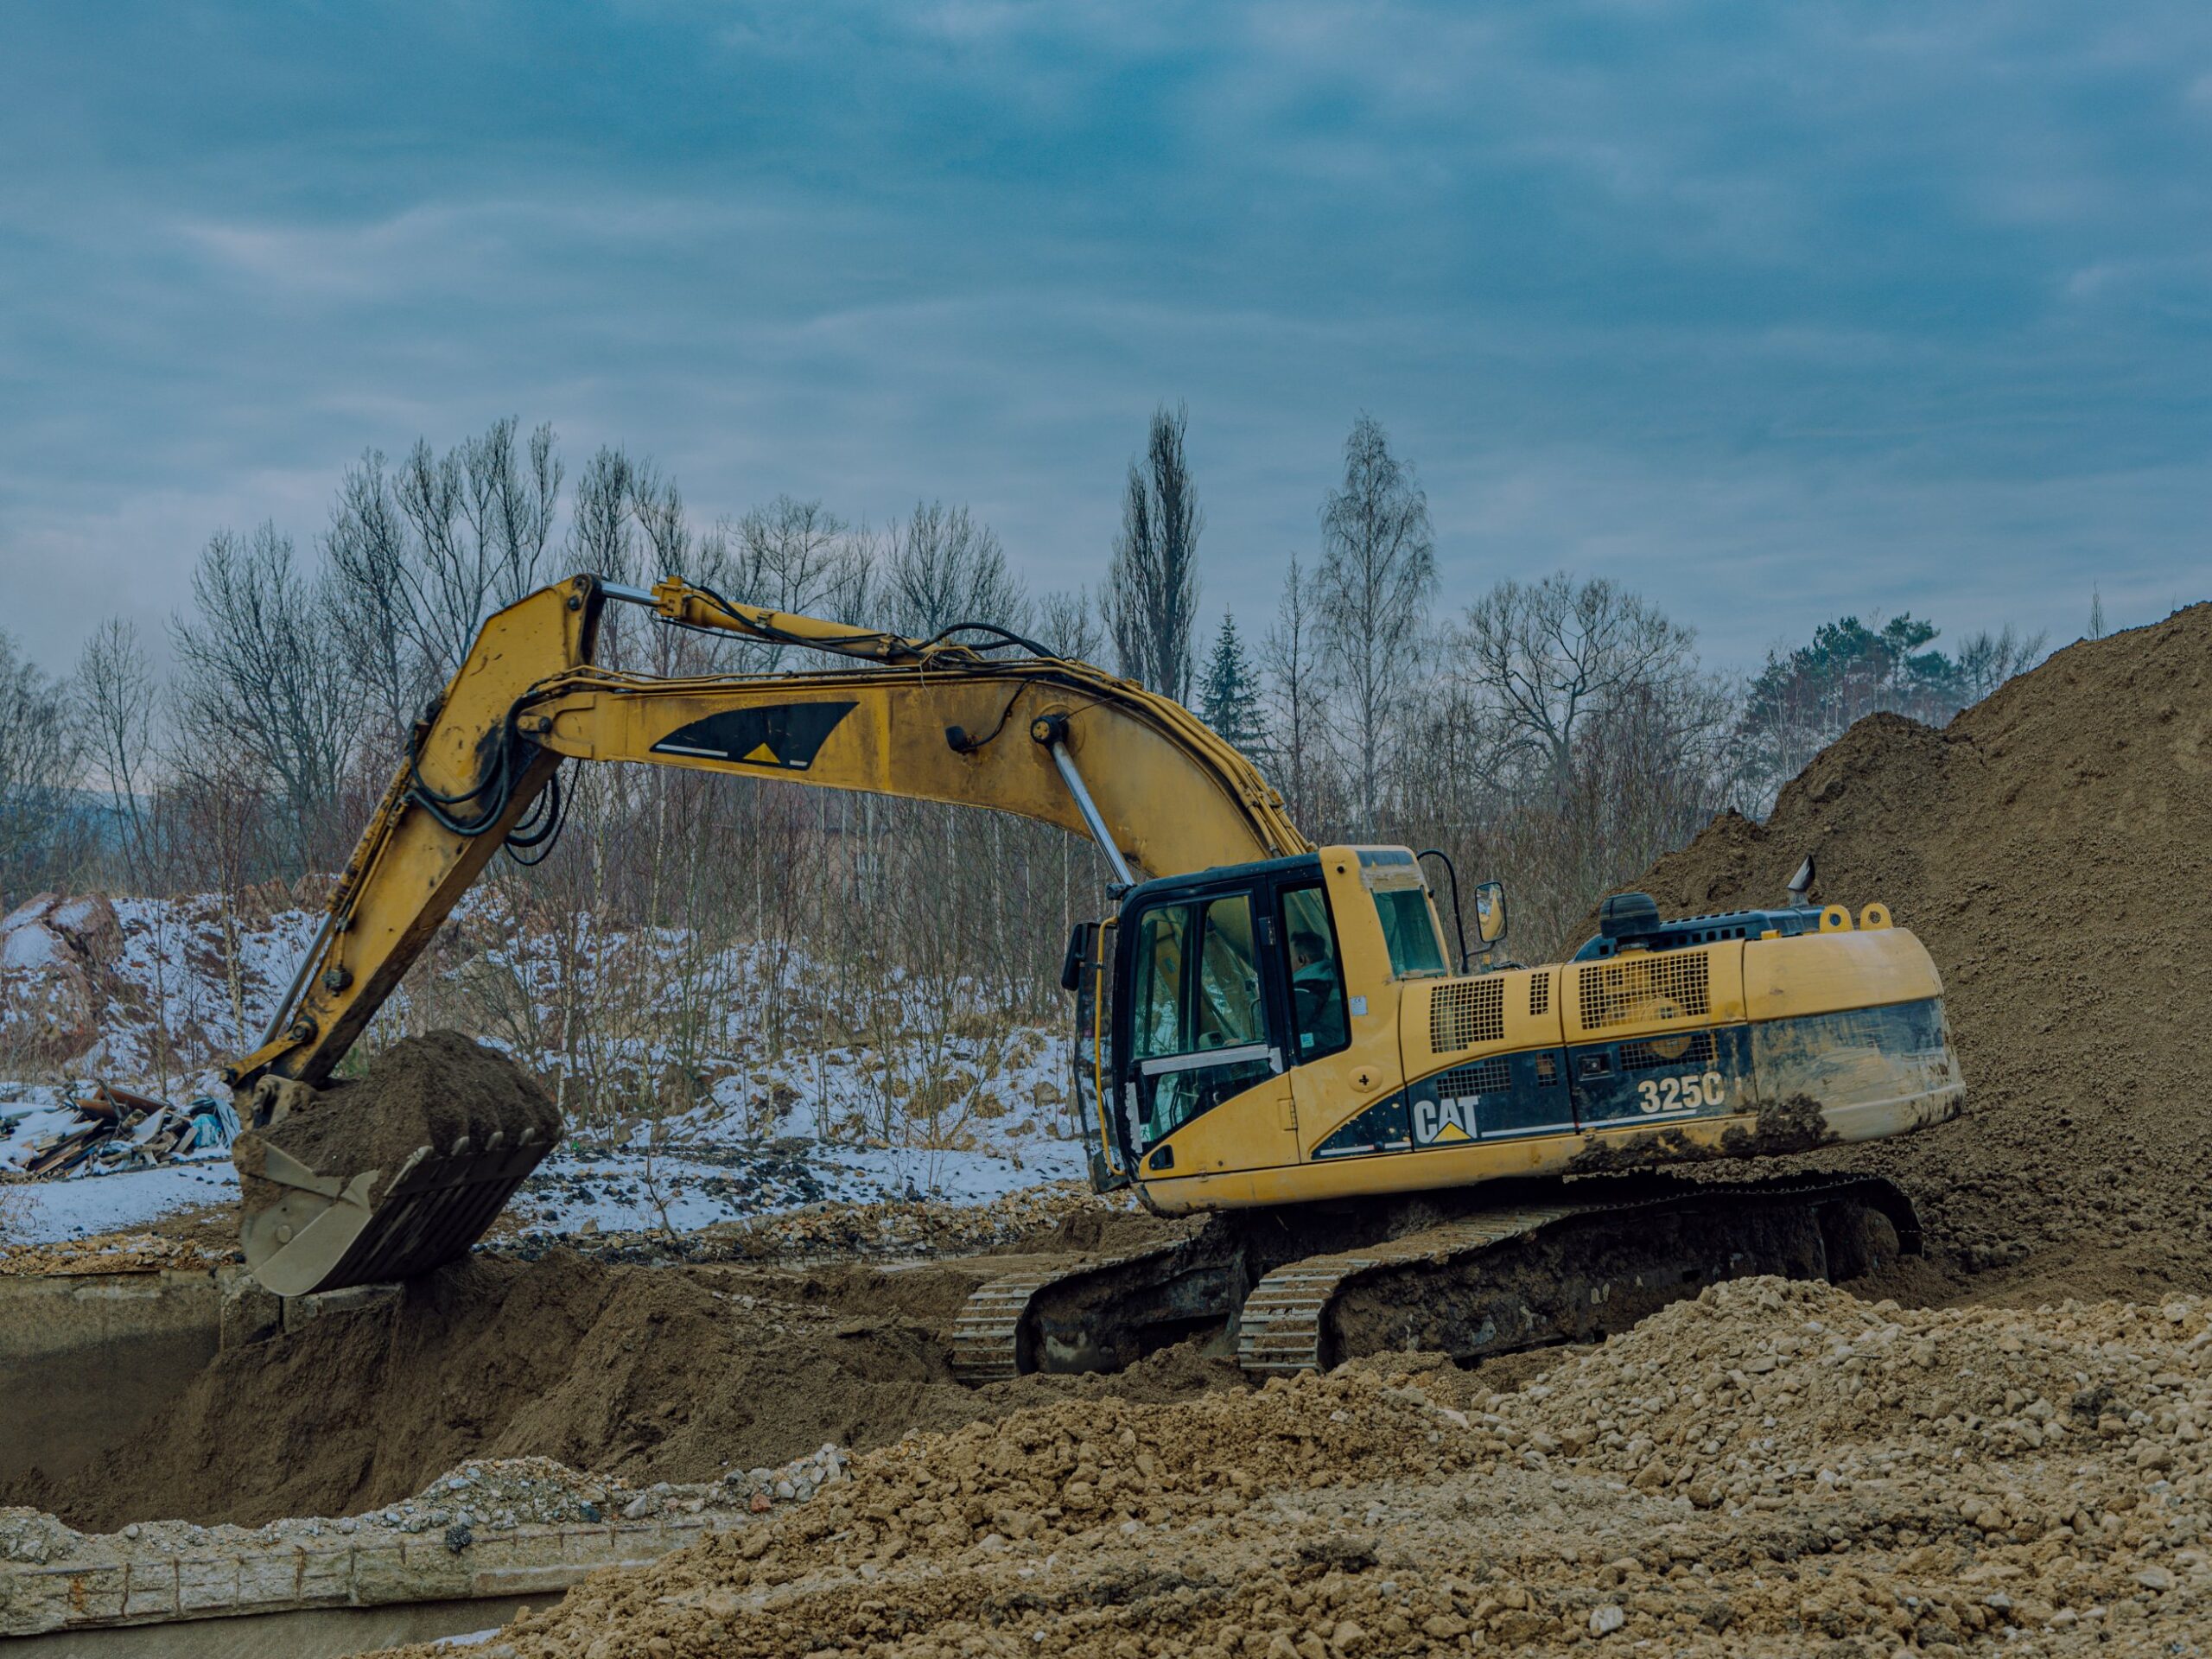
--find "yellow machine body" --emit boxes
[1115,853,1958,1215]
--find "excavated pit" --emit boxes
[0,1240,1237,1536]
[6,605,2212,1650]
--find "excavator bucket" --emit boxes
[237,1131,553,1298]
[232,1032,564,1299]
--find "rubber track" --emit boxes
[1233,1173,1914,1377]
[950,1241,1191,1384]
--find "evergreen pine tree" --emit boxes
[2088,586,2106,640]
[1198,610,1264,753]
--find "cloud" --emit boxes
[1,0,2209,677]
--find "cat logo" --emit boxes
[1411,1092,1479,1146]
[649,702,856,771]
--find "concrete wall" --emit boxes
[0,1511,736,1642]
[5,1591,563,1658]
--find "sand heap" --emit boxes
[1628,606,2212,1305]
[232,1029,563,1213]
[380,1276,2208,1658]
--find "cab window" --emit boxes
[1128,893,1272,1145]
[1130,905,1196,1060]
[1133,895,1266,1058]
[1372,887,1446,977]
[1201,897,1267,1042]
[1281,885,1350,1060]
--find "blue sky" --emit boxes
[4,2,2209,677]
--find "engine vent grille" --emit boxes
[1618,1031,1718,1071]
[1529,971,1551,1018]
[1577,951,1710,1030]
[1433,1057,1513,1098]
[1430,978,1505,1053]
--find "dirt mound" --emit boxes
[997,1204,1197,1258]
[5,1248,1242,1533]
[233,1030,563,1211]
[1627,606,2212,1304]
[382,1276,2211,1657]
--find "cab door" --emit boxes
[1121,888,1299,1176]
[1275,877,1357,1154]
[1068,918,1131,1191]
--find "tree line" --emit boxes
[0,410,2048,1113]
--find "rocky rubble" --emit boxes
[0,1228,232,1276]
[379,1278,2208,1658]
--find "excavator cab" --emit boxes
[1067,850,1407,1193]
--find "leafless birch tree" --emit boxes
[1315,414,1434,828]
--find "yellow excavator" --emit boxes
[227,573,1963,1377]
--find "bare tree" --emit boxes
[880,501,1026,639]
[170,524,362,875]
[0,631,80,906]
[73,619,160,880]
[1037,588,1104,664]
[626,459,691,578]
[73,618,182,1090]
[323,453,420,751]
[324,419,562,751]
[1952,625,2048,705]
[1314,414,1435,827]
[399,418,563,662]
[1457,573,1711,790]
[714,497,876,671]
[1105,403,1203,700]
[732,497,870,613]
[567,445,639,582]
[1260,556,1332,830]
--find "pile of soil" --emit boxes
[1629,605,2212,1305]
[7,1247,1240,1534]
[233,1030,563,1210]
[385,1277,2210,1657]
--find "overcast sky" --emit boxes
[4,2,2209,678]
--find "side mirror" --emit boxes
[1473,880,1509,948]
[1059,922,1092,993]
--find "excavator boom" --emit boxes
[230,574,1302,1294]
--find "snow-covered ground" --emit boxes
[2,892,1095,1247]
[0,1135,1084,1248]
[512,1135,1087,1236]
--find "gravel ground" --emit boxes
[376,1277,2209,1658]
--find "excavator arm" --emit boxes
[230,573,1304,1293]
